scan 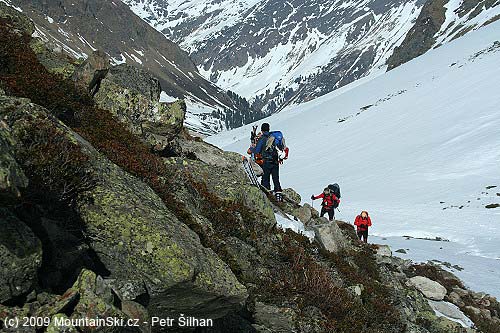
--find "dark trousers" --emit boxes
[320,207,334,221]
[357,230,368,243]
[261,163,281,192]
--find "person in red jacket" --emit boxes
[354,211,372,243]
[311,188,340,221]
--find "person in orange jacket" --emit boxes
[354,211,372,243]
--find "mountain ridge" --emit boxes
[124,0,500,114]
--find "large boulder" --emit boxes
[71,50,110,95]
[0,208,42,303]
[291,205,312,225]
[409,276,447,301]
[312,220,349,253]
[374,244,393,257]
[0,95,247,319]
[93,64,185,150]
[166,153,276,227]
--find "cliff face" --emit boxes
[1,6,499,333]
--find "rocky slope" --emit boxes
[2,0,265,134]
[124,0,500,113]
[1,7,500,333]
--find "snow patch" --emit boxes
[159,91,177,103]
[275,213,315,241]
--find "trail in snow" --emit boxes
[207,21,500,298]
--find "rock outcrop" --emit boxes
[71,50,110,95]
[409,276,449,301]
[0,94,247,319]
[312,220,349,253]
[93,63,186,152]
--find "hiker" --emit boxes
[311,187,340,221]
[354,211,372,243]
[251,123,288,201]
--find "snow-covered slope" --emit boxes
[207,21,500,297]
[125,0,500,114]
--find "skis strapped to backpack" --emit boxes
[241,156,299,206]
[242,156,260,187]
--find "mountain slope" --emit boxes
[207,20,500,298]
[4,0,264,134]
[125,0,500,114]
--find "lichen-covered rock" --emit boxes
[69,270,135,333]
[283,188,301,205]
[0,208,42,303]
[0,122,28,200]
[374,244,393,257]
[0,95,247,319]
[312,220,348,253]
[167,154,276,226]
[224,237,268,283]
[71,50,110,94]
[30,37,80,79]
[94,64,186,150]
[252,302,296,333]
[409,276,447,301]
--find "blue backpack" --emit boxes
[269,131,285,150]
[262,131,285,162]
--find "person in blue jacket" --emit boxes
[251,123,289,201]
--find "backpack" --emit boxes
[328,183,341,199]
[262,131,285,162]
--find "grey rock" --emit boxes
[283,188,301,205]
[292,205,312,225]
[375,244,393,257]
[409,276,447,301]
[253,302,296,333]
[94,64,186,150]
[464,305,481,316]
[448,291,466,308]
[312,220,348,253]
[71,50,110,95]
[0,208,42,303]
